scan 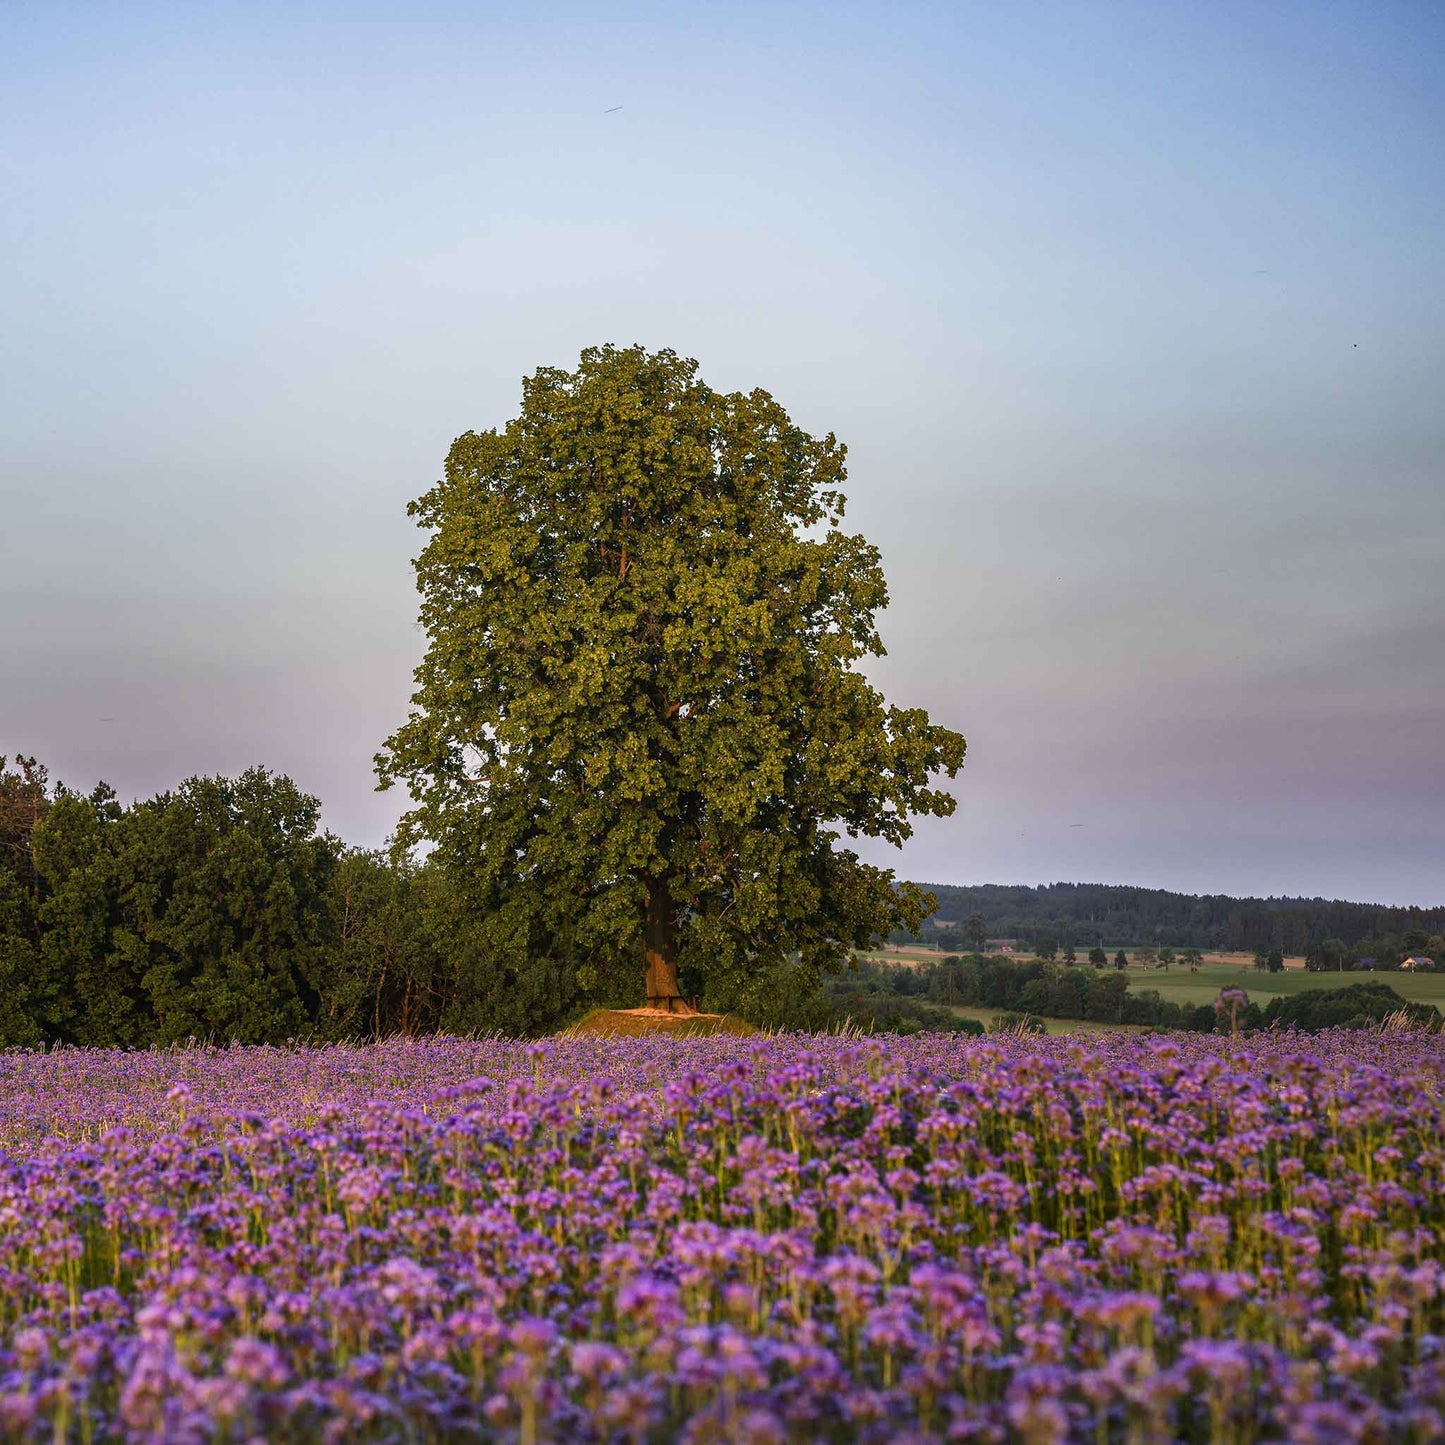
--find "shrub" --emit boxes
[1263,983,1439,1032]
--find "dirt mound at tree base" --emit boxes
[560,1008,757,1038]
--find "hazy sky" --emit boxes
[3,2,1441,905]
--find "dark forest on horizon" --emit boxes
[897,881,1445,962]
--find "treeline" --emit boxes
[918,955,1215,1031]
[8,753,1440,1048]
[800,962,984,1036]
[899,882,1445,964]
[0,755,941,1047]
[0,756,587,1047]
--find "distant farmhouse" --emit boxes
[921,919,1018,953]
[1402,955,1436,972]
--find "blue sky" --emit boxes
[2,2,1441,903]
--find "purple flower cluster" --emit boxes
[1,1030,1444,1441]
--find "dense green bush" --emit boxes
[1262,982,1437,1032]
[0,758,587,1046]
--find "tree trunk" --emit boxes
[643,875,695,1013]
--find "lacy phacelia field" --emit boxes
[1,1034,1443,1442]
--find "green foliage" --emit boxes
[805,959,983,1035]
[922,955,1214,1031]
[317,853,580,1040]
[377,345,966,1004]
[0,754,595,1047]
[706,957,836,1032]
[321,849,443,1038]
[0,869,42,1045]
[1262,983,1439,1032]
[1305,937,1352,971]
[2,752,919,1045]
[8,751,1432,1047]
[658,956,981,1035]
[0,755,50,1044]
[0,754,49,899]
[31,768,338,1045]
[421,863,581,1036]
[32,789,143,1045]
[913,957,1443,1036]
[891,880,1445,958]
[963,912,987,950]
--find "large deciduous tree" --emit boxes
[377,346,966,1013]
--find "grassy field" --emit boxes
[863,949,1444,1025]
[870,946,949,966]
[944,1005,1147,1036]
[1125,962,1445,1007]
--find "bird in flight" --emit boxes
[604,105,623,113]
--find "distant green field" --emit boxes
[1125,962,1445,1007]
[945,1005,1146,1036]
[861,948,941,966]
[858,951,1444,1024]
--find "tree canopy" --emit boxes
[377,345,966,1013]
[0,753,603,1047]
[27,767,337,1045]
